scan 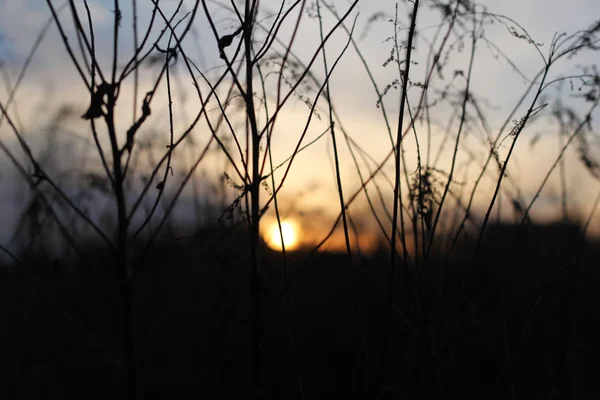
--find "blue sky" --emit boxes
[1,0,599,250]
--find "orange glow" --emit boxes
[266,221,298,251]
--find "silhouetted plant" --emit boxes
[1,1,600,399]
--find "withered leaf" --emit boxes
[218,26,243,57]
[82,83,112,120]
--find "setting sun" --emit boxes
[267,221,298,251]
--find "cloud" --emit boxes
[1,0,599,246]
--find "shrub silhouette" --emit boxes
[0,1,599,399]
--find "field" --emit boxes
[1,0,600,399]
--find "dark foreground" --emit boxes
[1,222,599,399]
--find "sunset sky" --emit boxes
[1,0,599,252]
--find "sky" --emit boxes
[1,0,599,253]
